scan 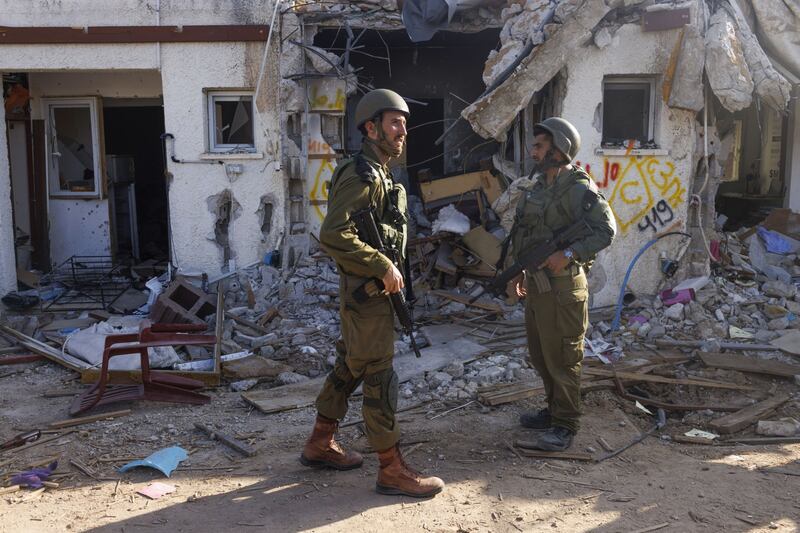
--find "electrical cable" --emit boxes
[610,231,691,332]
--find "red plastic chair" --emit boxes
[70,321,216,415]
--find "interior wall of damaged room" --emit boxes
[561,23,698,307]
[26,71,164,266]
[0,101,17,294]
[159,40,284,275]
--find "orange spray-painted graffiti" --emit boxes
[575,155,687,234]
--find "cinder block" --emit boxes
[150,276,216,324]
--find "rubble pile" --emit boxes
[608,219,800,355]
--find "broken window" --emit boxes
[44,97,103,198]
[602,77,656,147]
[207,91,255,152]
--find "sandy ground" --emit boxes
[1,359,799,533]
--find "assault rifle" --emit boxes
[350,208,422,358]
[469,218,593,303]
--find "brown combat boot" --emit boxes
[300,415,363,470]
[376,444,445,498]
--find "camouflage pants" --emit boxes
[524,268,589,433]
[315,274,400,451]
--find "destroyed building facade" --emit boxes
[1,0,799,308]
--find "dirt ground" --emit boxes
[1,358,799,533]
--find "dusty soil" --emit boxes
[1,359,799,533]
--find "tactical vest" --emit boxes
[510,167,597,266]
[330,153,408,262]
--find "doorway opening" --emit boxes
[103,103,169,263]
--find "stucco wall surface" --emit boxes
[0,104,17,294]
[160,41,283,275]
[0,0,284,277]
[564,24,698,307]
[0,0,273,26]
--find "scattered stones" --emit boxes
[664,303,685,321]
[276,372,310,386]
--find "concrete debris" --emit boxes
[724,0,792,111]
[749,0,800,81]
[463,0,615,140]
[667,25,706,112]
[705,9,753,112]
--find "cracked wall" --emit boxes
[563,23,699,307]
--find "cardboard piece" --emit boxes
[763,208,800,240]
[419,170,504,206]
[770,330,800,356]
[137,482,176,500]
[461,226,502,268]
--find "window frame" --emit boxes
[601,76,657,147]
[43,96,104,199]
[206,90,257,153]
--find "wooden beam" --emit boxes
[725,436,800,445]
[582,367,755,391]
[699,352,800,378]
[48,409,132,429]
[709,394,791,434]
[0,25,268,44]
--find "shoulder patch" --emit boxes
[355,154,379,184]
[582,189,600,212]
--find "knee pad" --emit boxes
[325,356,359,395]
[363,367,398,416]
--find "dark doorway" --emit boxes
[406,98,444,195]
[103,105,169,262]
[314,27,501,191]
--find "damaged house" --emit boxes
[1,0,799,310]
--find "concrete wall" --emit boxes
[0,0,285,277]
[564,24,698,307]
[786,92,800,211]
[0,103,17,294]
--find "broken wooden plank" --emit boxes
[514,447,594,462]
[709,394,791,434]
[0,354,44,365]
[655,338,776,352]
[195,422,257,457]
[7,430,76,455]
[226,312,269,336]
[698,352,800,378]
[0,324,89,372]
[723,436,800,445]
[521,474,613,491]
[582,367,755,391]
[432,290,502,313]
[479,380,615,406]
[48,409,132,429]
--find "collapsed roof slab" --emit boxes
[724,0,792,112]
[667,24,705,112]
[461,0,621,141]
[705,8,753,112]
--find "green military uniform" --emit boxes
[315,142,408,452]
[511,165,615,433]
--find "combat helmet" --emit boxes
[355,89,410,128]
[533,117,581,162]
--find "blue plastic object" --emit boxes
[118,446,188,477]
[611,232,691,332]
[757,226,792,254]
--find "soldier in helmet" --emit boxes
[510,117,616,451]
[299,89,445,498]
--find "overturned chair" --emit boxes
[70,321,215,415]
